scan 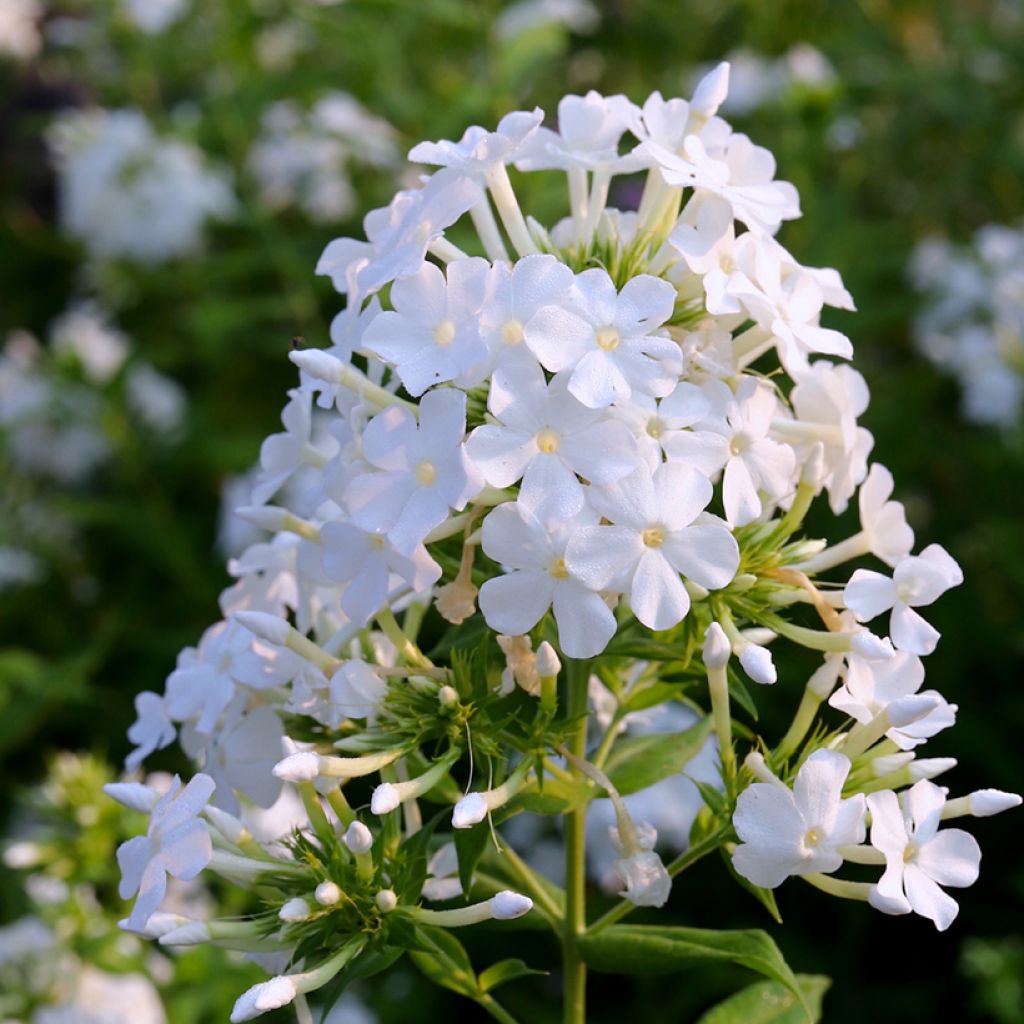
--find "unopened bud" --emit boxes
[158,921,212,947]
[703,622,730,669]
[273,752,320,783]
[375,889,398,913]
[370,783,400,816]
[289,348,345,383]
[233,610,291,646]
[235,505,290,532]
[908,757,957,781]
[343,821,373,855]
[278,898,312,923]
[871,752,915,777]
[536,641,561,678]
[968,789,1022,817]
[489,890,533,920]
[315,881,342,906]
[104,782,160,814]
[438,685,458,709]
[739,644,776,685]
[452,792,488,830]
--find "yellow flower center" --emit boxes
[502,318,524,345]
[549,557,569,579]
[596,326,621,351]
[642,527,665,548]
[433,320,456,347]
[415,460,437,485]
[804,827,823,848]
[536,428,561,454]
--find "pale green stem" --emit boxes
[801,874,874,901]
[562,660,590,1024]
[582,167,612,244]
[376,606,432,668]
[470,198,511,262]
[837,845,887,865]
[568,167,589,241]
[428,237,470,263]
[796,532,871,574]
[707,663,736,782]
[486,164,539,256]
[775,688,825,762]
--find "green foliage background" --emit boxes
[1,0,1022,1021]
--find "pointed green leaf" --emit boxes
[604,717,713,795]
[696,975,831,1024]
[478,958,548,993]
[407,924,478,998]
[579,924,806,1016]
[721,849,783,924]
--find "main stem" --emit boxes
[562,659,589,1024]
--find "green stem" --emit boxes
[498,843,564,928]
[562,659,590,1024]
[585,828,728,935]
[590,711,624,772]
[478,993,523,1024]
[376,607,432,668]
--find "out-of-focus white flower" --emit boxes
[48,108,235,263]
[493,0,599,41]
[120,0,189,34]
[0,0,42,60]
[50,304,128,384]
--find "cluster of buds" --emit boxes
[111,62,1018,1018]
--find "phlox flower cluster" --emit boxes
[911,225,1024,428]
[0,312,186,592]
[47,108,236,264]
[248,93,399,223]
[110,63,1019,1019]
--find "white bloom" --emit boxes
[121,0,189,33]
[611,384,710,469]
[867,782,981,931]
[50,304,129,384]
[320,520,440,625]
[493,0,599,39]
[48,109,235,263]
[783,361,872,512]
[610,821,671,908]
[409,109,543,176]
[565,463,739,631]
[729,239,852,373]
[829,649,955,750]
[125,363,188,435]
[231,977,298,1022]
[361,258,491,395]
[478,502,617,659]
[465,355,638,518]
[328,660,387,721]
[524,270,680,408]
[732,750,866,888]
[422,842,464,901]
[516,91,640,172]
[252,389,335,505]
[844,544,964,655]
[0,0,41,60]
[316,169,481,299]
[125,691,176,771]
[344,389,482,554]
[857,464,914,567]
[666,378,796,526]
[116,774,215,931]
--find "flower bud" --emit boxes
[968,789,1022,817]
[233,610,291,646]
[231,977,298,1023]
[235,505,291,532]
[908,757,957,781]
[370,783,400,815]
[452,792,488,830]
[703,622,730,669]
[288,348,345,383]
[120,912,190,939]
[438,685,458,708]
[204,805,246,845]
[739,644,776,685]
[103,782,160,813]
[489,890,533,920]
[315,881,341,906]
[871,752,915,777]
[272,751,320,782]
[375,888,398,913]
[158,921,212,947]
[279,898,312,923]
[536,641,561,678]
[343,821,373,855]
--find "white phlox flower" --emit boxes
[565,462,739,631]
[116,774,215,931]
[478,502,616,659]
[523,269,680,408]
[665,377,795,526]
[731,750,866,888]
[343,389,482,555]
[465,355,638,518]
[866,782,981,931]
[844,544,964,655]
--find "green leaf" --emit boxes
[604,717,713,795]
[407,924,478,998]
[727,666,759,721]
[696,975,831,1024]
[478,958,548,993]
[316,947,405,1021]
[579,925,806,1016]
[454,822,491,896]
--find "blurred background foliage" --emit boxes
[1,0,1023,1021]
